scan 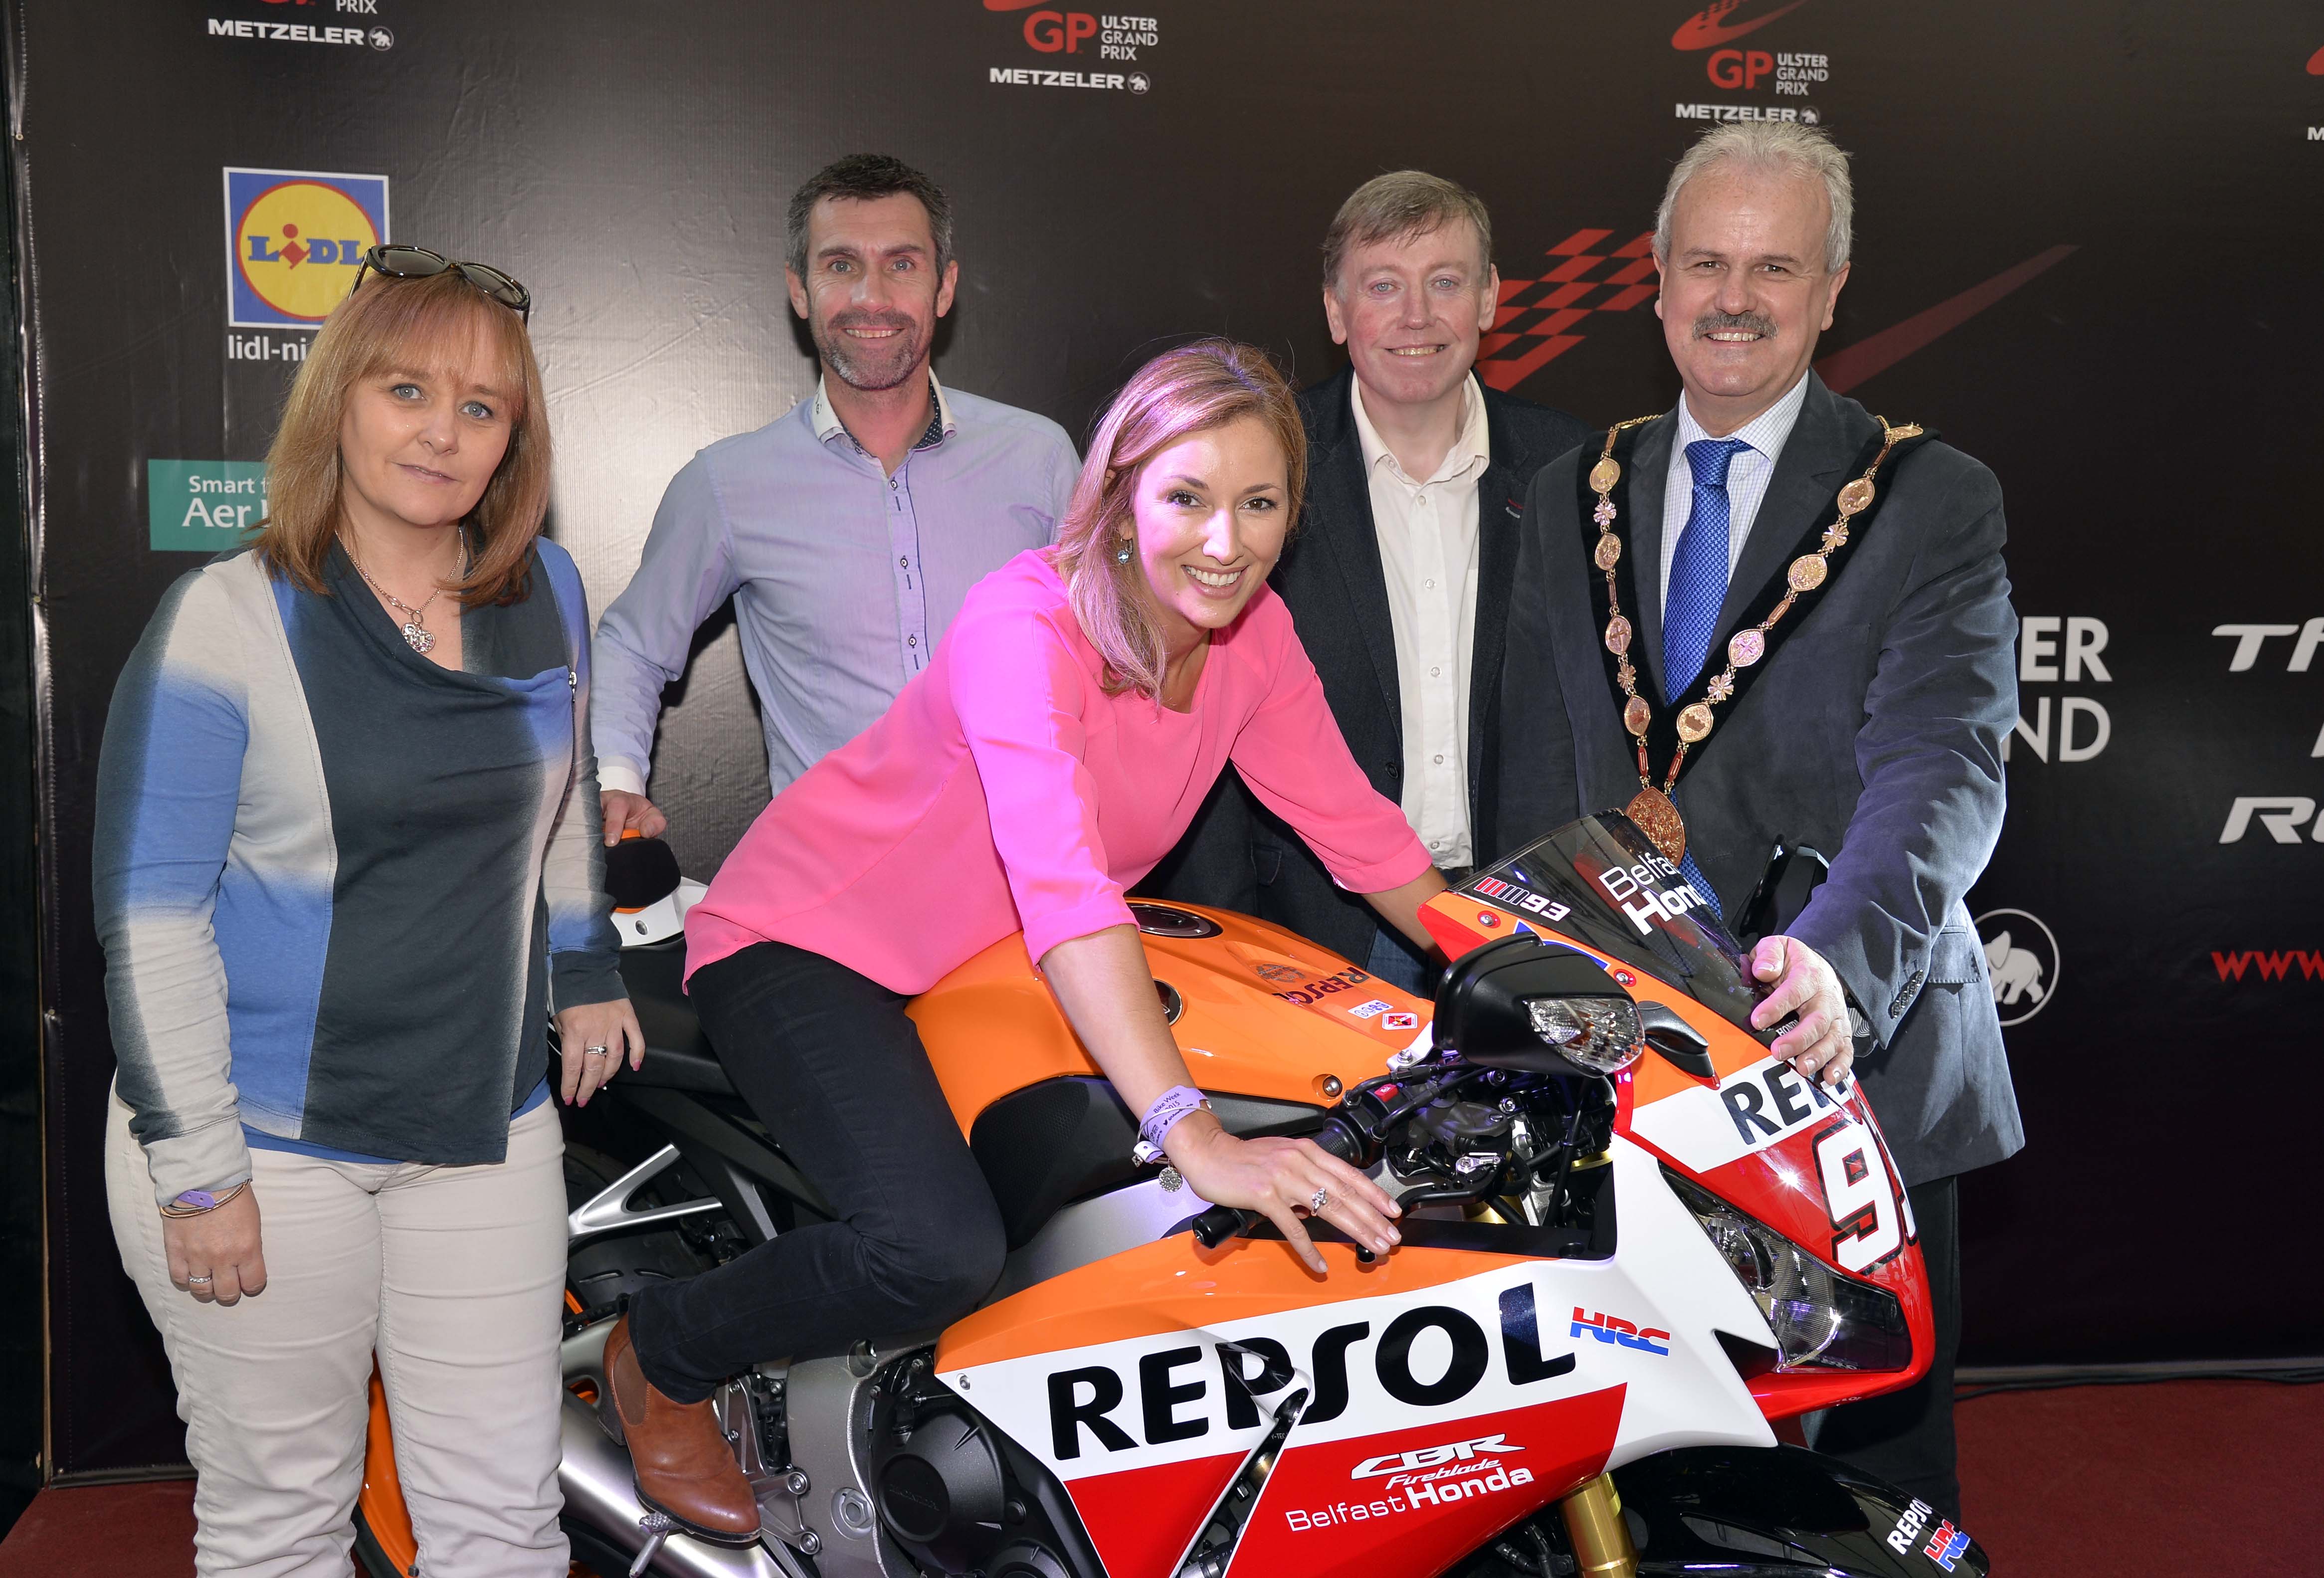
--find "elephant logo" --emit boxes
[1972,909,2059,1027]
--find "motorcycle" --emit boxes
[352,812,1988,1578]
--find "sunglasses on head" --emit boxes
[348,243,531,322]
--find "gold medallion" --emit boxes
[1727,628,1765,667]
[1588,456,1622,494]
[1624,695,1651,737]
[1594,534,1622,571]
[1836,477,1877,517]
[1604,616,1632,656]
[1675,703,1715,743]
[1786,555,1829,592]
[1626,785,1687,864]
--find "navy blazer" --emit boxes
[1140,366,1588,965]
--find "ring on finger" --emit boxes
[1309,1187,1330,1213]
[584,1045,609,1057]
[187,1273,213,1286]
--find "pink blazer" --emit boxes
[685,551,1431,994]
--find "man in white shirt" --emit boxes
[1145,171,1586,989]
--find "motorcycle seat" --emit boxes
[611,943,738,1096]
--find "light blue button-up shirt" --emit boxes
[1656,370,1812,615]
[593,374,1079,798]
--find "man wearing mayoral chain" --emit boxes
[1497,122,2022,1517]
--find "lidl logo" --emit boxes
[224,167,388,330]
[150,460,267,552]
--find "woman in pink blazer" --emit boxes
[597,341,1451,1540]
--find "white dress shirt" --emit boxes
[1350,376,1491,869]
[1657,370,1813,615]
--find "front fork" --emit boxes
[1559,1473,1639,1578]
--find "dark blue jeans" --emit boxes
[627,941,1007,1403]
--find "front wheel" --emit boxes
[1449,1446,1988,1578]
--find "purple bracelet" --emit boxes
[1138,1085,1210,1154]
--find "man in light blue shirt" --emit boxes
[595,155,1080,840]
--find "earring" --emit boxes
[1114,538,1134,565]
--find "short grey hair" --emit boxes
[1321,170,1493,291]
[1652,123,1853,272]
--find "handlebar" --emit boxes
[1188,1117,1367,1249]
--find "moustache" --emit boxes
[1694,310,1777,340]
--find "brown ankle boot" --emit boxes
[603,1313,762,1545]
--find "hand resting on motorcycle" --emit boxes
[1749,934,1854,1088]
[1041,902,1442,1274]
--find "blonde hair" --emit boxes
[252,268,551,606]
[1053,339,1306,700]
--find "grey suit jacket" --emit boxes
[1498,374,2024,1185]
[1140,368,1588,963]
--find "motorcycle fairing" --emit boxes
[935,1140,1777,1578]
[1616,1445,1991,1577]
[1425,816,1938,1417]
[910,908,1431,1137]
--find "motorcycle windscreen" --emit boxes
[1463,814,1764,1042]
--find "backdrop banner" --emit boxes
[12,0,2322,1474]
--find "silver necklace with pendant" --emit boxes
[346,529,468,655]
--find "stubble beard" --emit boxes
[814,315,928,393]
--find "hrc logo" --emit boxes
[1569,1307,1670,1355]
[223,167,389,329]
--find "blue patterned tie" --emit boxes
[1663,436,1747,919]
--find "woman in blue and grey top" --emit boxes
[93,252,638,1578]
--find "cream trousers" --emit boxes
[106,1091,570,1578]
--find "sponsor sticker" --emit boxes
[1381,1011,1419,1032]
[1470,875,1573,925]
[1924,1519,1972,1571]
[1347,999,1392,1021]
[1626,1052,1856,1174]
[1569,1308,1670,1355]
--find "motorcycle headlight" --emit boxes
[1525,995,1642,1075]
[1663,1169,1910,1372]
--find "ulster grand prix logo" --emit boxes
[224,168,388,330]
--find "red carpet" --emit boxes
[0,1479,194,1577]
[1955,1379,2324,1576]
[4,1381,2317,1575]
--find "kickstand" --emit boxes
[629,1510,675,1577]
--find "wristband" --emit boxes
[1133,1084,1210,1164]
[161,1181,247,1219]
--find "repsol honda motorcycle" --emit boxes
[353,812,1988,1578]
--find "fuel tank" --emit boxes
[907,901,1431,1135]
